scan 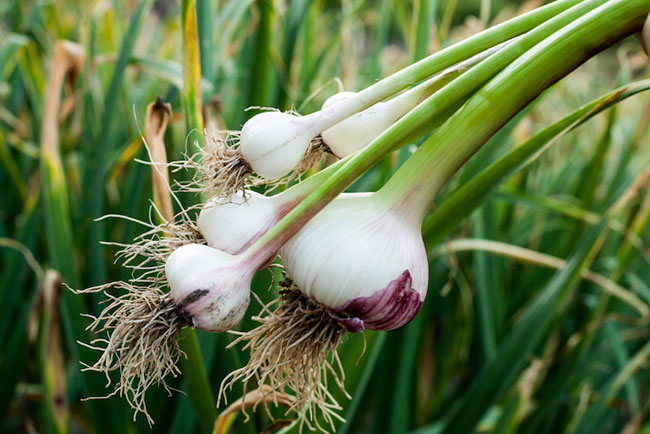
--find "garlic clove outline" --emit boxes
[321,91,358,108]
[165,243,252,332]
[197,189,303,256]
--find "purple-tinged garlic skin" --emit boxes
[329,270,422,332]
[165,244,252,332]
[279,192,428,330]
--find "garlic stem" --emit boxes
[238,1,578,181]
[240,0,645,269]
[322,42,508,157]
[305,0,583,136]
[378,0,650,222]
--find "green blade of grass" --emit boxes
[41,40,124,434]
[196,0,214,86]
[86,0,150,286]
[212,0,255,80]
[423,80,650,248]
[572,337,650,433]
[0,191,41,423]
[575,107,617,211]
[604,322,640,417]
[0,33,29,79]
[412,0,436,62]
[389,313,427,433]
[338,332,387,434]
[178,328,218,434]
[0,131,27,200]
[182,0,204,134]
[131,55,215,95]
[274,0,312,110]
[470,207,499,359]
[0,288,37,423]
[369,0,391,79]
[440,221,608,433]
[0,193,39,345]
[246,0,274,117]
[179,2,218,432]
[17,40,46,128]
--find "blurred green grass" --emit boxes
[2,0,650,433]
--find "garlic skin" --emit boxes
[321,91,357,109]
[239,111,316,180]
[165,244,252,332]
[198,191,288,255]
[321,92,414,158]
[279,193,428,331]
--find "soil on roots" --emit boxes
[220,282,351,432]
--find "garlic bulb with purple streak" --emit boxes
[280,192,428,331]
[220,187,431,428]
[165,243,253,332]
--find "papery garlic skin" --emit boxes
[239,111,316,180]
[279,193,428,331]
[198,191,289,255]
[321,92,414,158]
[165,244,251,332]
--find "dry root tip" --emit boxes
[75,282,189,425]
[220,281,350,433]
[294,134,330,176]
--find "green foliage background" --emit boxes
[2,0,650,433]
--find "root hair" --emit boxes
[170,121,331,200]
[169,130,260,199]
[220,280,350,432]
[75,283,189,425]
[75,207,204,424]
[295,134,329,175]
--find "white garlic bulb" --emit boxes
[321,91,417,158]
[239,111,318,180]
[279,192,428,331]
[165,244,252,332]
[198,191,285,255]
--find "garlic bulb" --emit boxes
[279,192,428,331]
[321,90,418,158]
[198,191,286,254]
[165,243,252,332]
[239,111,318,180]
